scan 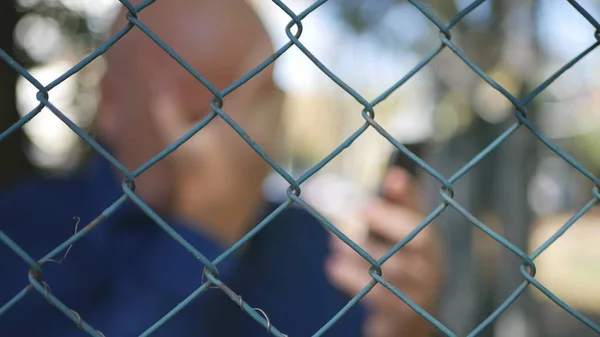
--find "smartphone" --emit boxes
[385,142,425,179]
[377,141,426,199]
[370,141,426,244]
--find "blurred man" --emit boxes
[0,0,443,336]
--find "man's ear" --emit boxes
[250,84,286,160]
[263,86,285,119]
[96,74,117,140]
[267,86,286,161]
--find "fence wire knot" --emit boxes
[1,0,600,336]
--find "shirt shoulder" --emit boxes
[0,161,118,250]
[0,160,119,336]
[211,201,367,336]
[0,160,118,222]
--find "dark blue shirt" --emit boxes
[0,157,366,336]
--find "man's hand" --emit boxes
[325,167,444,337]
[149,79,284,245]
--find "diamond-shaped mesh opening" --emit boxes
[1,0,600,336]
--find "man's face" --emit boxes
[100,53,201,210]
[98,25,282,213]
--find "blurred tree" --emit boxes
[0,0,105,178]
[0,1,34,189]
[329,1,543,336]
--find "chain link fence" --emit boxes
[1,0,600,336]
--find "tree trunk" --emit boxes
[0,0,34,189]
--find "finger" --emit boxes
[325,254,374,296]
[326,253,423,311]
[362,199,430,250]
[329,236,426,288]
[327,251,414,290]
[326,249,441,317]
[328,235,381,278]
[328,235,384,279]
[329,229,430,274]
[380,167,421,210]
[364,264,439,317]
[329,233,367,256]
[362,239,438,286]
[379,252,437,288]
[331,230,412,262]
[364,231,445,299]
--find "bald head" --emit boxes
[105,0,274,91]
[97,0,284,217]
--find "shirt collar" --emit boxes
[82,154,148,224]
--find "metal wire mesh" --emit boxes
[1,0,600,336]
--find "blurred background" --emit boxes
[1,0,600,336]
